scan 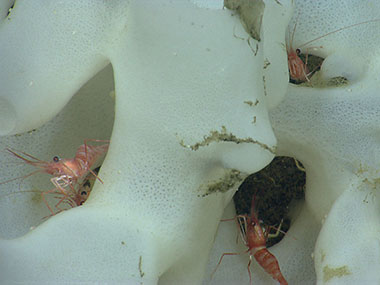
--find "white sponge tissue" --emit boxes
[1,0,379,284]
[0,0,280,283]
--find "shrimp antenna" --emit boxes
[88,168,104,184]
[289,13,300,50]
[6,148,45,163]
[298,18,380,49]
[0,169,42,186]
[5,148,50,170]
[250,188,262,219]
[0,189,44,199]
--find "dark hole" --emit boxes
[233,156,306,247]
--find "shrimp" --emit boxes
[287,18,380,83]
[287,20,311,83]
[4,140,109,214]
[212,194,287,285]
[0,166,100,218]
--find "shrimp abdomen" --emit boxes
[74,144,109,173]
[254,248,288,285]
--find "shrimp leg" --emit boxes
[41,188,60,215]
[211,249,250,280]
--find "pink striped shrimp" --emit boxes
[212,194,287,285]
[287,18,380,83]
[0,166,100,217]
[287,19,311,83]
[4,140,109,214]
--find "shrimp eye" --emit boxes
[81,191,87,196]
[296,48,301,55]
[53,156,60,162]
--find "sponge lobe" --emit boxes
[0,0,128,134]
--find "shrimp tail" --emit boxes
[254,248,288,285]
